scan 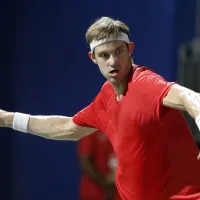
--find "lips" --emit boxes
[109,69,119,74]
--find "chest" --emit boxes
[103,94,160,157]
[104,97,138,149]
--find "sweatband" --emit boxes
[90,32,130,52]
[13,112,30,133]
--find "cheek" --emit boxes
[123,54,130,63]
[97,63,105,72]
[98,61,108,70]
[98,63,109,76]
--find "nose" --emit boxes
[108,55,117,67]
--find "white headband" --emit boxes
[90,32,130,52]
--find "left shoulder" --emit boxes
[130,65,166,84]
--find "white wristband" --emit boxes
[13,112,30,133]
[195,114,200,131]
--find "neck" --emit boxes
[113,80,128,101]
[112,64,135,102]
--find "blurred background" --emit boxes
[1,0,200,199]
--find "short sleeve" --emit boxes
[72,93,105,130]
[135,70,176,119]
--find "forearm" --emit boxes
[163,85,200,117]
[163,84,200,131]
[2,111,95,140]
[161,84,200,160]
[176,89,200,132]
[28,115,77,140]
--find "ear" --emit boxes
[128,42,134,56]
[88,51,97,64]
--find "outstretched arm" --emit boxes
[163,84,200,160]
[0,110,97,141]
[163,84,200,119]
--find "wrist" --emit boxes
[12,112,30,133]
[3,112,14,128]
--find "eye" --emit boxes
[115,48,123,55]
[99,53,109,59]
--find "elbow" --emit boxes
[179,90,193,109]
[179,91,187,103]
[177,91,186,109]
[179,91,200,118]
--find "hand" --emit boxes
[0,109,13,128]
[0,109,7,127]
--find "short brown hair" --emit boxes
[85,17,130,45]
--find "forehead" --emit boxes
[95,40,127,54]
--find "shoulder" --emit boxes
[130,65,166,85]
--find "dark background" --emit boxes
[0,0,197,199]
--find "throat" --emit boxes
[112,80,128,102]
[110,66,134,101]
[116,94,123,102]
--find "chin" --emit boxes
[108,77,120,84]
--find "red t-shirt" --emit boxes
[73,66,200,200]
[78,131,120,200]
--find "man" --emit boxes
[1,17,200,200]
[78,130,120,200]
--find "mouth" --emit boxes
[109,69,120,76]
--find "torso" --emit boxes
[96,66,200,200]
